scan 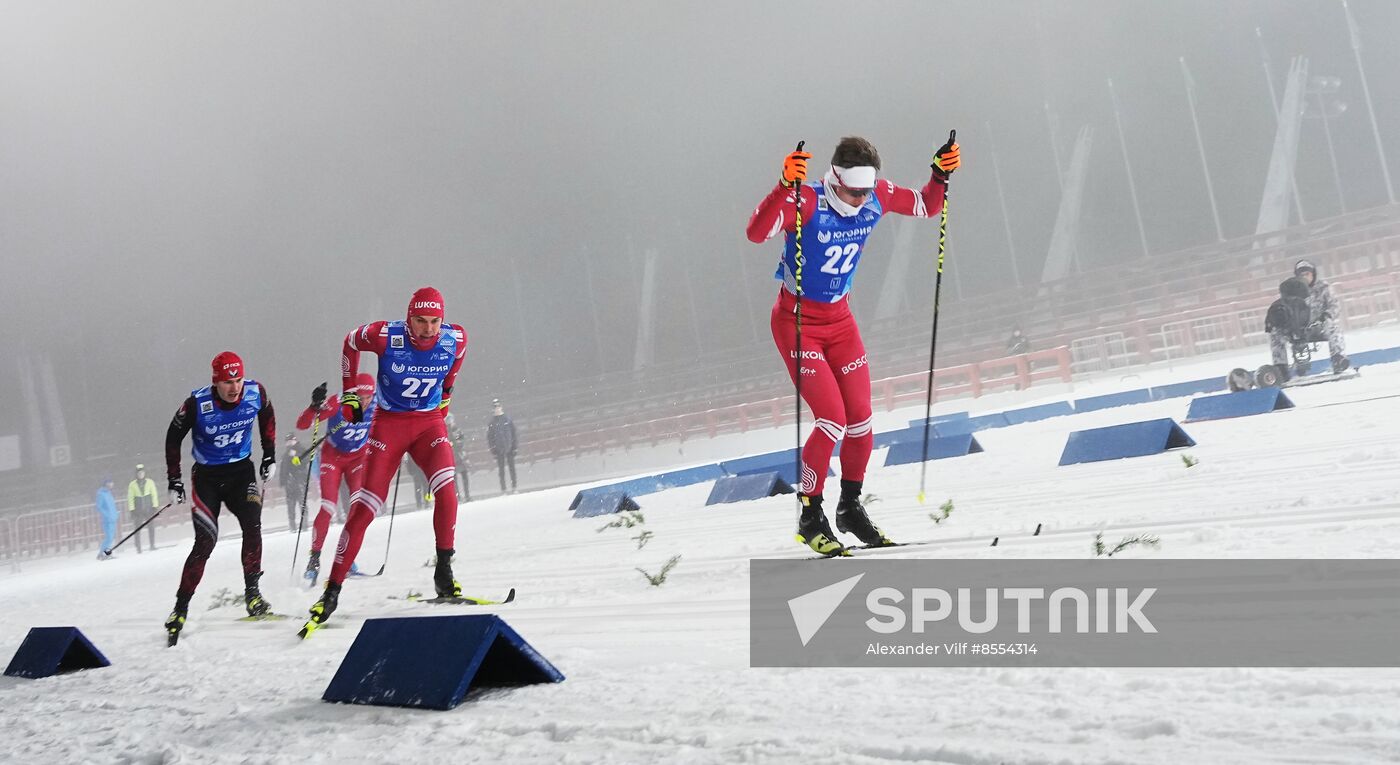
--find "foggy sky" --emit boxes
[2,1,1398,470]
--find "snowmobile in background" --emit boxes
[1227,276,1360,392]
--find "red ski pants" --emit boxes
[310,444,367,553]
[329,410,458,583]
[770,289,874,496]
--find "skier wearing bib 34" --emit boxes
[163,351,278,644]
[301,287,466,636]
[746,135,960,555]
[296,374,377,584]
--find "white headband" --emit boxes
[832,165,877,189]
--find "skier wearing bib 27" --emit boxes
[295,373,377,584]
[746,135,960,555]
[162,351,278,643]
[301,287,466,636]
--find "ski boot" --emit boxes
[244,571,273,617]
[165,596,191,647]
[1331,354,1351,374]
[304,550,321,585]
[834,480,894,547]
[299,581,341,639]
[795,495,847,557]
[434,548,462,598]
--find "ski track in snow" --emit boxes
[4,339,1400,764]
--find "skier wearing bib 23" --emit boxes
[301,287,466,636]
[295,373,377,584]
[746,135,960,555]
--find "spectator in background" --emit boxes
[405,453,431,510]
[445,413,471,503]
[127,464,160,552]
[1006,326,1030,355]
[96,477,118,560]
[487,397,518,494]
[281,440,310,531]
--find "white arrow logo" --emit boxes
[787,573,865,646]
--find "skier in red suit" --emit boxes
[746,134,960,555]
[301,287,467,636]
[294,373,378,584]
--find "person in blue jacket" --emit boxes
[95,477,118,560]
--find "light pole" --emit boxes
[1179,57,1225,241]
[1304,75,1349,214]
[985,121,1022,286]
[1342,0,1396,205]
[1108,77,1151,259]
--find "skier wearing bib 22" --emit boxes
[746,135,961,555]
[302,287,466,635]
[162,351,278,643]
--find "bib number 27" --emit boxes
[402,377,437,398]
[820,243,859,275]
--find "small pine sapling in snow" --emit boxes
[597,510,645,533]
[1093,532,1161,557]
[1181,453,1199,468]
[633,529,654,549]
[637,555,681,586]
[929,499,954,524]
[207,587,241,610]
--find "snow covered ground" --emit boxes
[3,328,1400,764]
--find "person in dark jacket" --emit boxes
[445,413,471,502]
[486,398,517,494]
[1006,326,1030,355]
[280,438,310,531]
[1269,259,1349,378]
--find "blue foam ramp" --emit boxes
[1073,389,1153,413]
[1002,401,1075,425]
[1352,346,1400,366]
[1059,418,1196,466]
[883,434,984,466]
[933,412,1009,436]
[572,491,639,519]
[567,464,723,511]
[720,450,833,486]
[1150,378,1222,401]
[4,627,110,679]
[323,614,563,711]
[873,426,921,449]
[1184,388,1294,422]
[705,472,794,505]
[909,411,969,429]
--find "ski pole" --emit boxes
[290,411,324,580]
[791,140,806,506]
[374,466,402,576]
[918,129,956,505]
[104,501,173,556]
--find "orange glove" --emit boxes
[932,139,960,177]
[781,150,812,188]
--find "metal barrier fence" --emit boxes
[1,499,190,566]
